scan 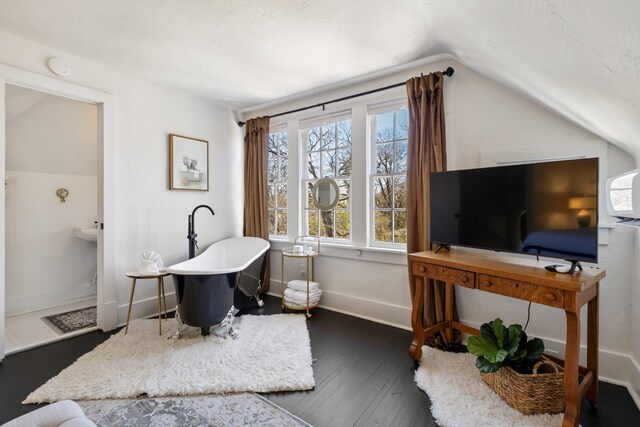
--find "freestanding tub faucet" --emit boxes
[188,204,215,259]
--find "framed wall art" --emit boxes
[169,134,209,191]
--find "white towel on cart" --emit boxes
[287,279,320,292]
[284,288,322,305]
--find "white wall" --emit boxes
[5,90,98,315]
[0,31,244,325]
[242,59,638,385]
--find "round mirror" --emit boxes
[312,178,340,211]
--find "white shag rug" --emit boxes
[25,314,314,403]
[414,346,564,427]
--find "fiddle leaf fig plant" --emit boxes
[467,318,545,374]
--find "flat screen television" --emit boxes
[430,158,599,263]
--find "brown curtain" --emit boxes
[406,72,458,347]
[243,116,271,293]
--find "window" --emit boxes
[268,127,288,237]
[370,107,408,246]
[608,171,636,213]
[301,115,352,241]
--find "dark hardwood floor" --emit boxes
[1,295,638,426]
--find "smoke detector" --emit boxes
[47,58,72,77]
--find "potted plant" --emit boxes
[467,318,565,415]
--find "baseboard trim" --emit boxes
[6,283,97,316]
[269,279,412,331]
[628,355,640,410]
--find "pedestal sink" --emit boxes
[74,225,98,242]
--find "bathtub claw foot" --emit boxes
[228,327,239,340]
[170,310,187,340]
[212,305,236,339]
[254,293,265,308]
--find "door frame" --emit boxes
[0,64,116,360]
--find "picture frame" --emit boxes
[169,134,209,191]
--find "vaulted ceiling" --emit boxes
[0,0,638,157]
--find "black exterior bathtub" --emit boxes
[167,236,270,336]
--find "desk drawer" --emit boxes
[478,274,564,308]
[413,262,474,288]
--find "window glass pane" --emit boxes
[611,172,636,189]
[610,189,632,211]
[268,210,276,235]
[307,152,320,178]
[335,211,351,240]
[268,185,276,209]
[394,211,406,243]
[394,176,406,208]
[375,112,394,142]
[374,211,393,242]
[375,143,394,173]
[277,184,287,208]
[374,177,392,209]
[395,140,407,173]
[322,150,335,178]
[279,157,288,181]
[308,210,319,237]
[321,124,336,150]
[306,182,316,208]
[268,158,278,182]
[277,211,287,236]
[279,133,288,156]
[336,179,350,208]
[337,149,351,177]
[268,134,278,156]
[320,211,334,238]
[395,109,408,140]
[308,128,321,151]
[337,120,352,147]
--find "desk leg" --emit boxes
[587,282,599,405]
[409,269,425,361]
[445,282,453,344]
[125,278,137,335]
[157,278,163,335]
[563,309,581,427]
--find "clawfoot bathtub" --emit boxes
[167,236,270,338]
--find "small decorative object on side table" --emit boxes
[281,236,320,318]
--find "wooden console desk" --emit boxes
[408,249,605,427]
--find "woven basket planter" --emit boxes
[480,357,565,415]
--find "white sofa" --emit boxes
[1,401,95,427]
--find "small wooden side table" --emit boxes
[124,270,171,335]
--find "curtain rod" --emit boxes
[237,66,454,127]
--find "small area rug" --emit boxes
[77,394,312,427]
[25,314,314,403]
[414,346,564,427]
[42,306,97,334]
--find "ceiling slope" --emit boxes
[0,0,638,157]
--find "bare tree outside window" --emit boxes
[268,129,288,236]
[303,119,352,240]
[371,109,408,245]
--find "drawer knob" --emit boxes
[418,266,426,273]
[545,293,556,301]
[461,276,469,283]
[481,280,490,287]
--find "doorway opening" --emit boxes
[4,84,99,353]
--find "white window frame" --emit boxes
[300,111,353,243]
[268,124,288,238]
[368,101,408,249]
